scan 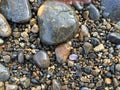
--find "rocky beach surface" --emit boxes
[0,0,120,90]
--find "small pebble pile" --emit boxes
[0,0,120,90]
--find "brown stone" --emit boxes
[55,43,71,63]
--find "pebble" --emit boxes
[116,45,120,49]
[107,33,120,44]
[113,78,119,87]
[20,77,30,88]
[68,60,74,67]
[115,64,120,72]
[0,0,32,23]
[83,42,93,54]
[83,10,89,20]
[18,52,24,64]
[116,87,120,90]
[33,50,50,68]
[81,87,89,90]
[6,84,18,90]
[0,14,11,37]
[105,78,112,84]
[91,38,100,46]
[72,1,83,11]
[37,1,79,45]
[3,55,11,63]
[88,4,100,20]
[0,38,4,45]
[115,21,120,30]
[0,82,4,90]
[94,44,105,52]
[69,54,78,61]
[80,24,90,41]
[55,43,71,63]
[52,79,61,90]
[13,32,21,38]
[0,64,10,81]
[21,32,29,42]
[101,0,120,22]
[61,85,68,90]
[31,24,39,33]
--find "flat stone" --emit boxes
[0,14,11,37]
[37,1,79,45]
[0,0,32,23]
[33,50,50,68]
[107,33,120,44]
[55,43,71,63]
[6,84,18,90]
[101,0,120,22]
[0,64,10,82]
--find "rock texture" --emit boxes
[0,0,32,23]
[37,1,79,45]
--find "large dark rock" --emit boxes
[0,0,32,23]
[33,50,50,68]
[37,1,79,45]
[101,0,120,22]
[107,33,120,44]
[0,64,10,82]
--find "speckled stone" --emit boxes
[37,1,79,45]
[101,0,120,22]
[33,50,50,68]
[0,64,10,82]
[0,0,32,23]
[0,14,11,37]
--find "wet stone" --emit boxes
[33,50,50,68]
[37,1,79,45]
[0,14,11,37]
[69,54,78,61]
[0,64,10,82]
[0,0,32,23]
[81,87,89,90]
[107,33,120,44]
[101,0,120,22]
